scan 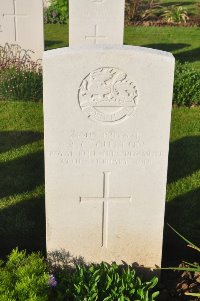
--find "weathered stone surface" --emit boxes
[0,0,44,61]
[69,0,125,46]
[43,45,175,267]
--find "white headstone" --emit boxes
[69,0,125,46]
[44,46,175,267]
[0,0,44,61]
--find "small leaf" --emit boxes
[185,292,200,297]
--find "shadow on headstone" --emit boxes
[47,249,159,280]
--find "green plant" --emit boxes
[173,62,200,106]
[163,225,200,299]
[125,0,160,22]
[44,0,68,24]
[125,0,143,21]
[162,6,189,23]
[0,43,43,102]
[0,67,43,101]
[53,261,159,301]
[0,43,35,70]
[0,249,50,301]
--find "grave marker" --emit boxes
[69,0,125,46]
[0,0,44,60]
[44,46,175,266]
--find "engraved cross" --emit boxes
[3,0,27,41]
[80,172,132,248]
[85,25,107,45]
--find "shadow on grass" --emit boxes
[162,136,200,266]
[176,47,200,63]
[45,40,65,50]
[0,195,46,258]
[0,150,44,199]
[162,188,200,265]
[0,131,43,154]
[0,130,45,257]
[167,136,200,184]
[143,43,190,53]
[143,44,200,64]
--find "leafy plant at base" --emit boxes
[162,6,189,23]
[162,225,200,299]
[44,0,68,24]
[173,62,200,106]
[54,261,159,301]
[0,249,50,301]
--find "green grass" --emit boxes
[0,102,45,256]
[158,0,199,16]
[125,26,200,70]
[165,108,200,257]
[0,102,200,263]
[45,24,200,70]
[45,24,68,50]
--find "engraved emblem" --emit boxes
[78,67,138,123]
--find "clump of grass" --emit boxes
[173,61,200,107]
[163,225,200,299]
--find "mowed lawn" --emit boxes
[0,102,45,256]
[0,24,199,263]
[45,24,200,70]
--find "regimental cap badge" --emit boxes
[78,67,138,123]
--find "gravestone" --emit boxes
[44,46,175,266]
[69,0,125,46]
[0,0,44,61]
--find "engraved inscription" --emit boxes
[0,25,2,32]
[3,0,27,41]
[48,130,165,167]
[85,24,107,45]
[80,172,132,248]
[79,67,138,123]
